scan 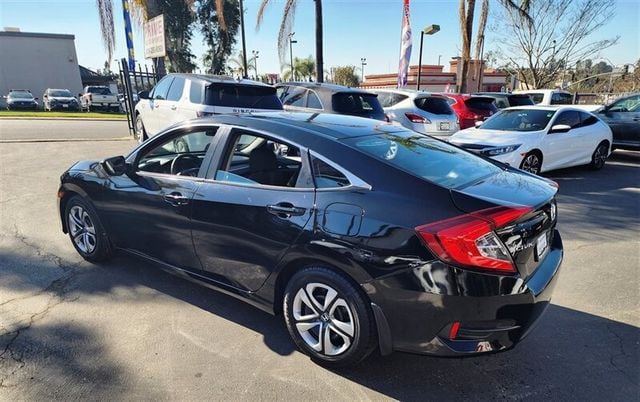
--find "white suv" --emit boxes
[370,89,460,137]
[134,74,283,142]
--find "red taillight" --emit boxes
[405,112,430,124]
[449,322,461,340]
[415,206,533,273]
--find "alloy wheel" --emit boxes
[593,143,608,168]
[292,283,355,356]
[68,205,97,254]
[134,117,145,143]
[521,154,541,174]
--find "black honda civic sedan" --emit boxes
[58,112,563,367]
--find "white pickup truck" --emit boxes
[80,86,120,112]
[513,89,603,112]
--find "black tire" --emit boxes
[520,151,543,175]
[590,141,609,170]
[134,114,147,143]
[283,267,376,367]
[65,195,113,262]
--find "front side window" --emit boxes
[189,81,203,104]
[609,95,640,112]
[216,131,306,188]
[167,77,185,101]
[151,77,174,100]
[137,128,217,176]
[282,86,306,107]
[307,91,323,109]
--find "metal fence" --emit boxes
[118,58,160,137]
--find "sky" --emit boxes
[1,0,638,76]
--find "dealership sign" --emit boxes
[144,14,166,59]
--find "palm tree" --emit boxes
[256,0,324,83]
[281,56,315,81]
[96,0,115,62]
[228,51,256,76]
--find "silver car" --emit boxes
[371,89,459,137]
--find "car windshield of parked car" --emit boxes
[50,90,73,97]
[204,84,282,109]
[88,87,112,95]
[480,109,556,132]
[9,91,33,99]
[507,95,534,106]
[332,93,384,117]
[344,131,503,189]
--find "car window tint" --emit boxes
[189,81,203,104]
[551,93,573,105]
[493,97,509,108]
[465,97,498,112]
[332,93,384,116]
[217,131,305,188]
[167,77,185,101]
[307,91,322,109]
[414,96,454,114]
[311,156,350,188]
[276,86,287,100]
[529,93,544,104]
[204,83,282,109]
[554,111,581,128]
[579,112,599,127]
[344,130,503,189]
[610,95,640,112]
[508,95,534,106]
[87,87,111,95]
[282,86,306,107]
[137,128,218,175]
[152,77,174,100]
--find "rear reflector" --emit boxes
[449,322,461,340]
[416,206,533,273]
[405,112,430,124]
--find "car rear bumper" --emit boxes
[364,230,563,356]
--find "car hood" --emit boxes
[450,128,542,146]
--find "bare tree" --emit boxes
[458,0,476,93]
[491,0,618,89]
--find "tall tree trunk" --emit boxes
[459,0,476,93]
[314,0,324,83]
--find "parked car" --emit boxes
[370,88,459,136]
[474,92,534,109]
[80,86,120,112]
[58,112,563,367]
[4,89,38,110]
[135,74,283,142]
[597,93,640,151]
[513,89,601,112]
[440,94,498,129]
[43,88,80,111]
[275,82,386,121]
[450,106,612,174]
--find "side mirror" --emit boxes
[34,97,39,101]
[549,124,571,134]
[474,120,483,128]
[102,155,127,176]
[138,90,150,100]
[43,94,48,98]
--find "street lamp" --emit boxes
[239,0,248,78]
[288,32,297,81]
[252,50,260,79]
[361,58,367,82]
[438,55,442,66]
[417,24,440,91]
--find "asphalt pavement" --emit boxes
[0,119,638,400]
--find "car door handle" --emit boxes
[170,105,177,110]
[633,117,640,122]
[164,192,189,206]
[266,203,306,217]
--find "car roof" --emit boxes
[186,112,405,142]
[513,89,571,95]
[277,82,374,94]
[169,73,273,88]
[369,88,445,98]
[46,88,71,92]
[503,105,591,113]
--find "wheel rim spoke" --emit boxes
[68,206,96,254]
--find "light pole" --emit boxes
[252,50,259,79]
[360,58,367,82]
[288,32,297,81]
[417,24,440,91]
[239,0,248,78]
[438,55,442,66]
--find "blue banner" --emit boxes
[122,0,135,71]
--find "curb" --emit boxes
[0,117,128,122]
[0,137,134,143]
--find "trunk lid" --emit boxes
[451,169,558,278]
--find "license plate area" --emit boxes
[536,232,549,260]
[439,122,451,130]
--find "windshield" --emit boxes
[332,93,385,119]
[204,83,282,109]
[343,130,503,189]
[87,87,112,95]
[50,90,73,97]
[9,91,33,99]
[508,95,534,106]
[480,109,556,132]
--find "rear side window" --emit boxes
[307,91,322,109]
[189,81,203,104]
[332,93,384,115]
[579,112,599,127]
[554,111,581,128]
[465,97,498,112]
[507,95,534,106]
[167,77,185,101]
[311,156,350,188]
[204,83,282,109]
[414,96,454,115]
[151,77,174,100]
[344,130,503,189]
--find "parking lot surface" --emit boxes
[0,120,638,400]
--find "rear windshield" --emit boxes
[204,83,282,109]
[332,93,384,117]
[414,96,454,115]
[465,97,498,111]
[507,95,534,106]
[343,130,502,189]
[527,93,544,104]
[87,87,112,95]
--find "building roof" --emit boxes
[0,31,75,40]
